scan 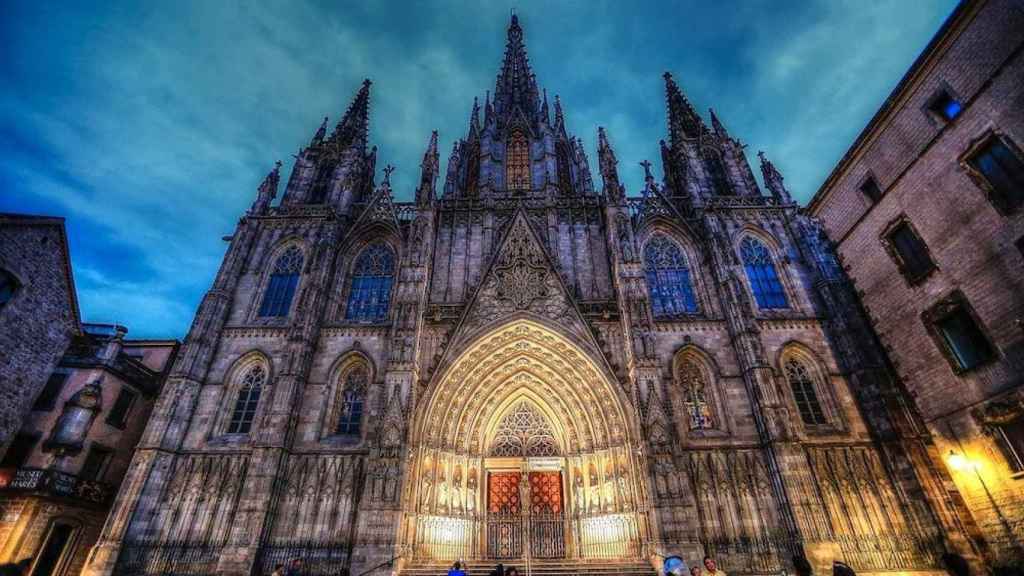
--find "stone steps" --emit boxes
[399,559,657,576]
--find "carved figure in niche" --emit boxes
[588,463,601,512]
[438,472,448,508]
[452,466,463,511]
[573,470,585,513]
[466,470,478,513]
[385,463,399,502]
[420,476,432,509]
[616,216,634,261]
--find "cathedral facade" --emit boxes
[86,15,974,576]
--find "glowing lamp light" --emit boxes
[946,450,973,471]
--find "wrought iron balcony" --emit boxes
[0,467,112,504]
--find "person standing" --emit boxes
[832,560,856,576]
[270,563,286,576]
[448,560,468,576]
[704,555,727,576]
[285,558,304,576]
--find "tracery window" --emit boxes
[556,140,573,195]
[784,358,827,426]
[677,359,714,430]
[336,364,367,435]
[644,235,698,317]
[506,131,530,192]
[258,247,303,317]
[740,237,788,309]
[706,152,732,195]
[227,365,266,434]
[345,243,395,323]
[308,163,334,204]
[490,402,558,457]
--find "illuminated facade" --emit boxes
[87,14,978,576]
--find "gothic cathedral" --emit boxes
[88,15,970,576]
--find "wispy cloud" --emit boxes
[0,0,956,338]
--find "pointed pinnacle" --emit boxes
[709,108,728,136]
[331,79,372,148]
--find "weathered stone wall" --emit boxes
[0,216,79,455]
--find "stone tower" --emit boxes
[86,14,971,576]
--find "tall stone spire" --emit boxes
[492,13,541,124]
[553,95,566,136]
[250,160,282,214]
[330,79,372,151]
[311,116,328,146]
[598,127,623,202]
[468,97,481,138]
[709,108,729,138]
[759,151,792,203]
[417,131,440,206]
[664,72,706,147]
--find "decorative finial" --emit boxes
[383,164,395,185]
[639,159,654,182]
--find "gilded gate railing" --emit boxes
[408,511,641,561]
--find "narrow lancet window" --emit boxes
[507,131,531,192]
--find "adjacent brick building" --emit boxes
[0,323,177,576]
[0,214,82,458]
[807,0,1024,564]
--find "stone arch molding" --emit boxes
[412,318,639,456]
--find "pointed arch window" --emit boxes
[507,131,530,192]
[677,359,715,431]
[227,365,266,434]
[556,139,573,195]
[308,163,334,204]
[784,358,827,426]
[336,364,367,435]
[490,402,558,457]
[644,235,698,317]
[345,243,395,323]
[258,247,303,317]
[705,152,732,195]
[740,237,788,309]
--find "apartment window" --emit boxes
[928,90,962,122]
[0,435,36,469]
[80,446,112,481]
[884,219,935,283]
[967,135,1024,214]
[993,416,1024,474]
[33,371,70,412]
[924,293,996,373]
[105,388,137,429]
[859,176,883,204]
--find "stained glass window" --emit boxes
[258,247,303,317]
[507,131,531,192]
[677,359,714,430]
[644,235,699,317]
[740,237,788,309]
[345,243,395,322]
[336,365,367,435]
[784,359,827,426]
[227,365,266,434]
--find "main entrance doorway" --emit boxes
[486,471,565,559]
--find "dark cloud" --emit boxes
[0,0,957,338]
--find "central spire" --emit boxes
[493,13,541,125]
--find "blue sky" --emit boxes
[0,1,958,339]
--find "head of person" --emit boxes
[290,558,302,570]
[453,561,462,569]
[274,564,284,573]
[792,554,813,576]
[704,556,717,572]
[691,567,703,576]
[506,568,519,576]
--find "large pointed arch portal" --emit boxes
[402,319,647,562]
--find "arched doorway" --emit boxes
[402,319,647,562]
